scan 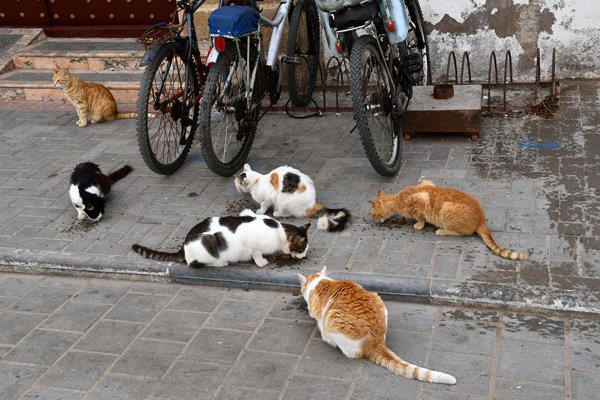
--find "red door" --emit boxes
[0,0,176,37]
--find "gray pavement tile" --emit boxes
[184,328,251,364]
[20,388,84,400]
[267,294,313,321]
[434,319,498,356]
[3,329,80,365]
[216,386,280,400]
[166,286,228,313]
[151,360,229,400]
[42,301,111,333]
[248,318,314,354]
[141,309,208,343]
[497,340,565,386]
[104,293,169,323]
[0,311,47,344]
[9,286,76,314]
[386,329,431,368]
[74,320,145,354]
[494,378,566,400]
[571,369,600,400]
[501,313,565,345]
[0,274,44,296]
[225,349,298,390]
[570,332,600,371]
[284,374,351,400]
[71,280,131,304]
[85,375,156,400]
[36,351,116,391]
[0,363,46,400]
[205,300,271,331]
[110,338,184,378]
[430,351,492,397]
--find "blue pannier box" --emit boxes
[208,6,260,37]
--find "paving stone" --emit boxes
[497,340,565,386]
[351,361,420,400]
[205,300,271,331]
[0,311,47,344]
[74,320,146,354]
[494,378,566,400]
[42,301,111,333]
[104,293,169,323]
[571,369,600,400]
[0,363,46,400]
[3,329,80,365]
[225,349,298,390]
[434,319,498,356]
[20,388,84,400]
[184,328,251,364]
[141,309,208,343]
[215,386,281,400]
[85,375,156,400]
[166,286,228,312]
[430,352,492,397]
[72,280,131,304]
[110,338,184,378]
[36,351,116,391]
[284,374,351,400]
[249,318,314,354]
[501,313,565,345]
[152,359,229,400]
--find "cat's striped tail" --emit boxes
[305,203,351,232]
[131,244,186,263]
[477,224,528,260]
[107,165,133,184]
[116,112,138,119]
[369,342,457,385]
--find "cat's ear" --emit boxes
[320,265,327,276]
[297,273,307,286]
[368,199,377,207]
[377,189,385,198]
[299,223,311,234]
[243,163,251,172]
[51,68,59,74]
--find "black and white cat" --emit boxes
[69,162,133,221]
[234,164,350,232]
[132,209,311,267]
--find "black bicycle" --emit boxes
[136,0,209,175]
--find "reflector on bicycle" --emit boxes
[208,6,260,38]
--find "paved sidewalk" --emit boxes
[1,273,599,400]
[0,80,599,315]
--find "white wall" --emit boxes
[423,0,600,82]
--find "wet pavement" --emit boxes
[0,80,599,315]
[1,273,599,400]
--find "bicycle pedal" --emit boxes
[281,55,303,65]
[402,53,422,74]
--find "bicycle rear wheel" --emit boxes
[350,35,401,176]
[405,0,431,86]
[286,0,321,107]
[137,44,199,175]
[199,44,258,177]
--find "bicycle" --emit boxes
[315,0,430,176]
[135,0,209,175]
[199,0,321,177]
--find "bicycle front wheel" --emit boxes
[199,44,258,177]
[350,35,401,176]
[137,44,199,175]
[286,0,321,107]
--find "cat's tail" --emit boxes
[107,165,133,184]
[131,244,186,263]
[305,203,351,232]
[477,224,528,260]
[116,112,138,119]
[369,342,457,385]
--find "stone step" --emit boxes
[0,69,142,103]
[11,38,145,71]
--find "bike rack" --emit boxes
[444,48,559,117]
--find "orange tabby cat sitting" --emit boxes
[369,180,528,260]
[299,266,457,384]
[52,68,136,128]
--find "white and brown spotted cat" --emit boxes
[235,164,350,232]
[369,180,528,260]
[298,266,457,385]
[51,68,136,128]
[132,209,310,267]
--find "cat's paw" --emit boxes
[413,221,426,230]
[256,208,266,215]
[77,121,87,128]
[255,258,269,268]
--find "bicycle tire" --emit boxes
[136,43,199,175]
[405,0,431,85]
[199,44,258,177]
[286,0,321,107]
[350,35,401,176]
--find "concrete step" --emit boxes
[12,38,145,71]
[0,69,142,103]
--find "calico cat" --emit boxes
[69,162,133,221]
[132,209,310,267]
[234,164,350,232]
[298,266,457,385]
[369,180,528,260]
[51,68,136,128]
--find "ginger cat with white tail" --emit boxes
[369,180,528,260]
[298,266,457,385]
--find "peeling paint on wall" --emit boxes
[422,0,600,81]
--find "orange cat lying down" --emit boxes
[369,180,528,260]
